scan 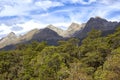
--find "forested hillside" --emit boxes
[0,27,120,80]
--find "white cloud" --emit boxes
[99,0,118,5]
[52,22,71,30]
[72,0,96,4]
[0,0,120,39]
[14,20,70,34]
[60,0,96,4]
[0,24,11,35]
[0,5,26,16]
[0,0,34,17]
[35,0,64,10]
[0,20,46,36]
[15,20,45,34]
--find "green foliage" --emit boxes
[0,28,120,80]
[107,26,120,49]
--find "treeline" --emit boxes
[0,27,120,80]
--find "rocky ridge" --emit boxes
[0,17,119,49]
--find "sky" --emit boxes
[0,0,120,38]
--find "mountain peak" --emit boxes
[68,22,85,31]
[74,17,119,38]
[67,23,79,31]
[68,22,79,28]
[86,17,118,31]
[47,24,55,27]
[32,28,63,40]
[71,22,79,25]
[95,16,102,19]
[89,17,107,22]
[19,28,39,41]
[46,24,65,37]
[0,32,18,49]
[64,22,86,37]
[46,24,57,29]
[7,32,17,38]
[8,32,15,35]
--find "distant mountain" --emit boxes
[19,28,39,42]
[46,24,65,37]
[47,23,86,37]
[0,32,18,48]
[0,28,63,49]
[31,28,63,45]
[32,28,63,40]
[74,17,118,38]
[67,22,86,37]
[0,17,119,49]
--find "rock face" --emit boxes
[0,32,18,48]
[74,17,118,38]
[0,28,63,49]
[47,25,65,37]
[32,28,63,40]
[47,23,86,37]
[85,17,118,31]
[66,23,86,37]
[19,28,39,42]
[0,17,119,49]
[30,28,63,45]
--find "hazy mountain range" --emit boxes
[0,17,119,50]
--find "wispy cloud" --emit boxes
[34,0,64,10]
[11,26,23,31]
[70,0,96,4]
[0,0,120,38]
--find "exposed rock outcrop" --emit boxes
[74,17,118,38]
[0,32,18,48]
[47,24,65,37]
[0,17,119,49]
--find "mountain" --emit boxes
[32,28,63,40]
[66,22,86,37]
[0,32,18,48]
[31,28,63,45]
[19,28,39,42]
[74,17,118,38]
[0,17,119,50]
[47,23,86,37]
[60,22,86,37]
[0,28,63,49]
[46,24,65,37]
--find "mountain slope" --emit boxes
[74,17,118,38]
[46,24,65,37]
[66,22,85,37]
[31,28,63,45]
[47,23,86,37]
[19,28,39,42]
[0,32,18,48]
[0,17,119,49]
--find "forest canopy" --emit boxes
[0,27,120,80]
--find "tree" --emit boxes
[94,47,120,80]
[107,26,120,49]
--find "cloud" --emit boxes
[58,0,96,4]
[0,20,47,36]
[11,26,23,31]
[0,24,11,35]
[0,0,120,38]
[34,0,64,10]
[15,20,46,34]
[0,34,6,39]
[0,30,4,33]
[71,0,96,4]
[0,16,30,26]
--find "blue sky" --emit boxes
[0,0,120,38]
